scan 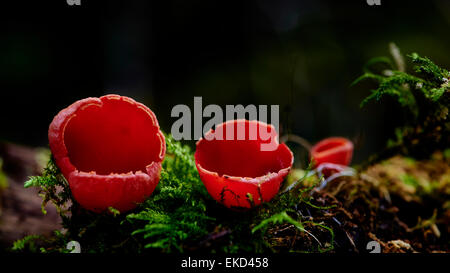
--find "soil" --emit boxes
[0,143,60,250]
[266,152,450,253]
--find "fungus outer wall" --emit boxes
[48,95,166,212]
[195,120,293,208]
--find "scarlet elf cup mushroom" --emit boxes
[310,137,353,177]
[48,95,165,213]
[310,137,353,167]
[194,120,294,209]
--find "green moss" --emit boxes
[126,136,214,252]
[252,211,305,236]
[354,43,449,159]
[11,235,43,252]
[354,47,449,116]
[444,148,450,160]
[401,174,419,187]
[0,158,8,191]
[24,157,71,216]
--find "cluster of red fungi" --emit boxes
[49,95,353,213]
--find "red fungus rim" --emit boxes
[48,94,166,212]
[195,119,293,183]
[310,137,353,166]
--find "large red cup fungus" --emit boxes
[310,137,353,168]
[48,94,165,213]
[194,120,293,209]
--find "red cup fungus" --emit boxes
[48,94,165,213]
[194,120,294,209]
[310,137,353,169]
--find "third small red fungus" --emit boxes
[48,94,165,213]
[310,137,353,168]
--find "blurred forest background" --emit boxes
[1,0,449,164]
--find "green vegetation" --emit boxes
[353,43,449,159]
[24,157,71,216]
[11,235,43,252]
[126,136,214,252]
[0,158,7,191]
[0,158,8,219]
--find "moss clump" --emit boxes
[11,235,43,253]
[0,158,8,219]
[24,157,71,216]
[353,43,449,161]
[0,158,8,191]
[125,136,214,252]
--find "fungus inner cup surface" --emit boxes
[49,95,165,213]
[64,98,162,175]
[195,120,293,209]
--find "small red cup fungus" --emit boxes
[48,94,165,213]
[310,137,353,169]
[194,120,293,209]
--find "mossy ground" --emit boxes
[10,140,450,253]
[13,135,335,253]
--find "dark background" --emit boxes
[1,0,449,164]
